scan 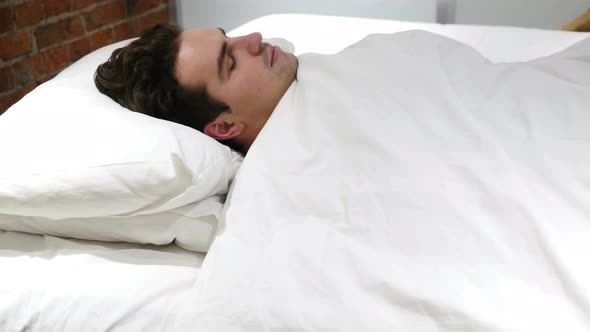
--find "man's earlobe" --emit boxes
[203,121,245,140]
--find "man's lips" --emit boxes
[270,45,281,67]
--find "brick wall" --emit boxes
[0,0,172,114]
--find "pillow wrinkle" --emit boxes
[119,154,231,218]
[112,154,197,217]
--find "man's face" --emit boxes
[175,28,298,146]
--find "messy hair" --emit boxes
[94,23,242,152]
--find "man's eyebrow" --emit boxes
[217,28,227,78]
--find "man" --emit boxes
[95,24,298,153]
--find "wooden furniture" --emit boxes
[562,8,590,31]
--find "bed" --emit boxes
[1,13,590,332]
[0,230,204,331]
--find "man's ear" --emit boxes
[203,119,245,140]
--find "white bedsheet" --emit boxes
[174,31,590,331]
[0,230,204,331]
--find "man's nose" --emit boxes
[231,32,263,55]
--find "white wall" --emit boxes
[176,0,590,31]
[455,0,590,29]
[177,0,437,30]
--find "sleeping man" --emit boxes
[96,23,590,159]
[95,24,590,330]
[95,24,298,154]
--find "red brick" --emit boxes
[40,72,57,84]
[42,45,70,74]
[84,1,125,32]
[0,7,13,33]
[0,31,33,60]
[0,92,16,115]
[31,72,55,87]
[35,16,85,49]
[131,0,160,15]
[20,83,37,96]
[15,0,43,28]
[113,21,136,42]
[137,7,168,34]
[68,37,91,62]
[90,28,114,50]
[0,67,15,93]
[45,0,73,17]
[72,0,95,10]
[0,83,36,115]
[13,55,44,86]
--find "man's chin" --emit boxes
[286,53,299,75]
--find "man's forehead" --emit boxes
[175,28,222,90]
[178,28,219,57]
[181,28,220,41]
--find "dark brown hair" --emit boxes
[94,23,242,152]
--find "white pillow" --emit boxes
[0,39,243,252]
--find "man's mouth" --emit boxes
[271,45,281,67]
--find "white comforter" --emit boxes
[175,31,590,331]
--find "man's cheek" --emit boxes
[240,71,263,86]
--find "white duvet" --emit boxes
[175,31,590,331]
